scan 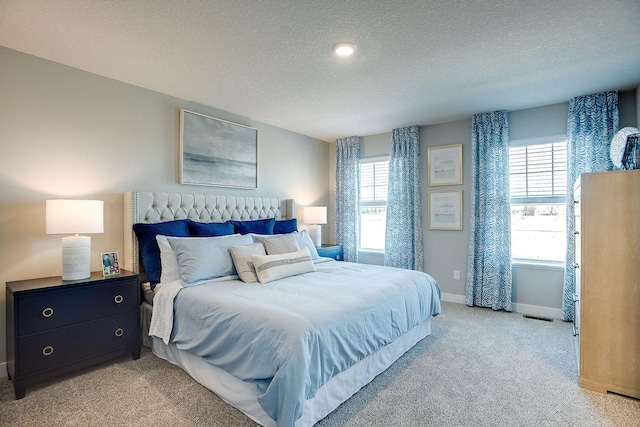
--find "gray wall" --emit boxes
[0,47,330,367]
[339,90,637,318]
[637,83,640,126]
[620,89,638,128]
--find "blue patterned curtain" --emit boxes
[384,125,424,270]
[562,91,618,321]
[466,111,512,311]
[335,136,361,262]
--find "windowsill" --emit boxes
[512,259,564,271]
[358,249,384,255]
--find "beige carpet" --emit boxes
[1,301,638,426]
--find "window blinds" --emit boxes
[360,160,388,206]
[510,141,567,203]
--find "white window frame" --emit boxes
[509,135,567,267]
[359,156,388,253]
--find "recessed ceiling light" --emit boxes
[333,42,356,57]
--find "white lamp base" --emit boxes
[309,224,322,247]
[61,235,91,280]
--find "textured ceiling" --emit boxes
[1,0,639,142]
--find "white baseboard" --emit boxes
[511,302,563,320]
[441,293,465,304]
[441,293,563,320]
[0,362,7,379]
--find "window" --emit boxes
[509,137,567,262]
[359,158,388,251]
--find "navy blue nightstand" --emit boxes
[317,244,344,261]
[6,270,141,399]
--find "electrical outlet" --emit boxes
[453,270,461,280]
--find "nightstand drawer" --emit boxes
[17,280,138,336]
[17,312,139,376]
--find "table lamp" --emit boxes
[303,206,327,247]
[46,199,104,280]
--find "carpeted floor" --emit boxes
[1,301,638,426]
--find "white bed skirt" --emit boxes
[141,302,432,426]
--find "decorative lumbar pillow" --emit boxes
[230,218,275,235]
[263,233,300,255]
[133,219,190,287]
[250,248,316,284]
[188,220,235,237]
[230,242,267,283]
[167,234,253,285]
[273,218,298,234]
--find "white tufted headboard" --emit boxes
[123,191,295,278]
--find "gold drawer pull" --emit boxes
[114,328,124,337]
[114,295,124,304]
[42,307,54,318]
[42,345,54,356]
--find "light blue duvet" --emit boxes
[164,260,441,426]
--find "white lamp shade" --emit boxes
[304,206,327,225]
[46,199,104,234]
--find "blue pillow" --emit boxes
[188,220,235,237]
[230,218,275,235]
[133,219,190,285]
[167,234,253,285]
[273,218,298,234]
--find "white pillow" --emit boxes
[251,231,319,259]
[263,233,300,255]
[167,234,252,285]
[295,230,320,260]
[250,233,274,243]
[156,235,182,283]
[230,242,267,283]
[250,247,316,284]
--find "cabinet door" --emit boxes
[579,171,640,398]
[573,197,581,372]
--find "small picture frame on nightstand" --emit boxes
[101,252,121,276]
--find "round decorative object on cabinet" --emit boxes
[610,127,639,169]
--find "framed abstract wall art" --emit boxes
[180,109,258,188]
[428,190,463,230]
[428,144,463,186]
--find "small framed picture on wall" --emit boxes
[428,144,463,186]
[101,252,121,276]
[428,190,463,230]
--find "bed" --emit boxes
[124,191,441,427]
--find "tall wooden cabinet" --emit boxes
[573,170,640,399]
